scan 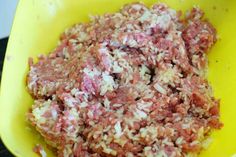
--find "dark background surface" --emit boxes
[0,38,14,157]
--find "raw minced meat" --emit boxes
[27,2,222,157]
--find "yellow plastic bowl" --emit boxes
[0,0,236,157]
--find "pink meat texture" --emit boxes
[27,2,222,157]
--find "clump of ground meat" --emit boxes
[27,2,222,157]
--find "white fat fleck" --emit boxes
[112,61,123,73]
[80,92,89,101]
[157,52,165,62]
[132,4,143,10]
[179,45,186,55]
[28,78,37,90]
[122,35,128,45]
[176,137,184,145]
[139,65,150,79]
[71,88,79,95]
[83,67,101,78]
[113,49,126,59]
[63,144,73,157]
[168,9,177,18]
[154,83,167,94]
[104,97,110,109]
[69,39,77,43]
[162,138,173,146]
[190,140,200,146]
[182,123,190,129]
[127,38,138,47]
[144,148,155,157]
[140,126,157,139]
[157,150,168,157]
[110,40,120,47]
[68,108,79,121]
[100,72,116,95]
[87,110,94,118]
[137,101,153,112]
[166,33,174,41]
[114,137,127,147]
[32,100,51,123]
[139,10,152,22]
[124,126,139,140]
[64,97,78,107]
[114,121,123,138]
[151,13,172,30]
[28,67,38,90]
[126,24,134,30]
[66,125,74,131]
[158,68,175,84]
[63,48,70,59]
[126,152,134,157]
[143,88,155,99]
[104,125,111,132]
[150,46,159,53]
[144,146,151,151]
[80,102,88,108]
[39,148,47,157]
[51,109,58,120]
[78,32,88,42]
[113,104,123,107]
[197,127,204,139]
[134,108,147,120]
[101,142,117,155]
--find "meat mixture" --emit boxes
[27,2,222,157]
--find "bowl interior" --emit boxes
[0,0,236,156]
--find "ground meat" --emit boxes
[27,2,222,157]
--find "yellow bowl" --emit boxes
[1,0,236,157]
